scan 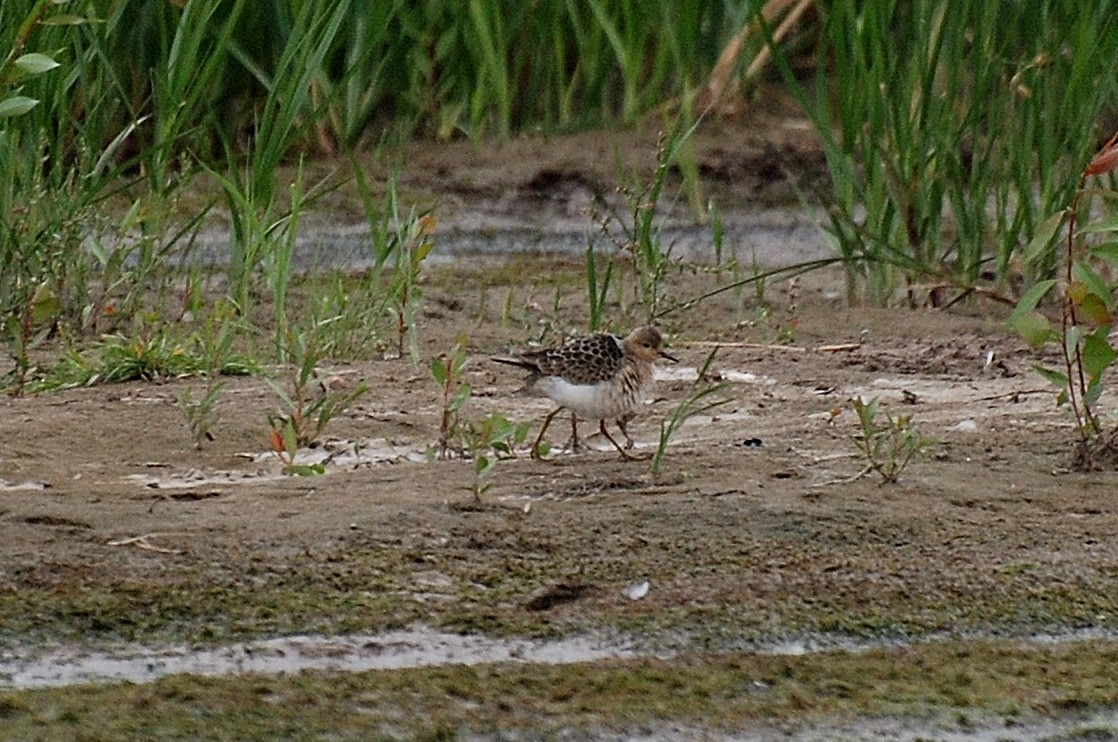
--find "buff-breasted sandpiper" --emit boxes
[492,326,677,459]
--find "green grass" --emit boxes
[33,328,257,391]
[4,0,740,161]
[4,2,1115,333]
[772,0,1118,303]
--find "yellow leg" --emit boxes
[599,420,639,461]
[616,412,636,449]
[531,407,564,459]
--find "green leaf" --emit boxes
[429,356,447,386]
[1085,377,1105,408]
[1079,292,1113,327]
[852,396,880,429]
[1088,241,1118,270]
[475,455,496,478]
[1023,211,1067,264]
[1032,364,1069,389]
[1078,214,1118,235]
[1065,325,1082,359]
[450,349,469,375]
[15,53,60,75]
[282,419,299,456]
[1072,261,1114,308]
[29,283,60,324]
[1082,328,1118,379]
[285,463,325,476]
[449,385,471,412]
[0,96,39,118]
[1008,309,1053,349]
[264,378,294,409]
[1066,280,1089,306]
[1011,279,1057,316]
[412,240,435,264]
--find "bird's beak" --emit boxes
[660,349,679,363]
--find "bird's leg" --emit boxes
[531,407,565,460]
[565,413,583,452]
[599,420,642,461]
[615,412,636,449]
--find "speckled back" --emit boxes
[523,333,625,385]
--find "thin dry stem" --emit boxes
[703,0,814,108]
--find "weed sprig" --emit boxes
[1009,133,1118,467]
[849,396,935,484]
[430,339,529,500]
[651,347,731,477]
[267,324,369,475]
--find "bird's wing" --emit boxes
[535,333,625,385]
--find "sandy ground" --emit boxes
[3,265,1113,646]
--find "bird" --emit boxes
[492,326,677,459]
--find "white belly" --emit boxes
[535,377,642,420]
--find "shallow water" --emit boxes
[0,629,638,689]
[4,625,1118,691]
[181,206,827,270]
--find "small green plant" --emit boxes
[268,422,323,476]
[429,339,530,500]
[1009,133,1118,467]
[849,396,934,484]
[585,242,615,332]
[179,381,224,450]
[4,279,58,393]
[430,340,472,461]
[177,302,245,449]
[459,413,531,501]
[60,331,203,385]
[619,128,680,317]
[266,323,369,475]
[344,167,436,362]
[651,347,731,477]
[390,212,436,362]
[592,118,702,322]
[779,277,801,344]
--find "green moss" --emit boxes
[5,529,1118,652]
[4,641,1118,739]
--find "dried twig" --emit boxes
[107,534,183,555]
[680,341,861,353]
[681,340,808,352]
[811,464,874,488]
